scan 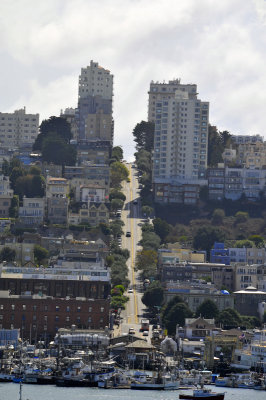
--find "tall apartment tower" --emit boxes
[77,61,113,143]
[0,107,39,151]
[148,79,209,203]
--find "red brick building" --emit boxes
[0,291,110,343]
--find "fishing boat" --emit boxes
[98,370,131,389]
[0,372,14,382]
[179,387,225,400]
[131,370,179,390]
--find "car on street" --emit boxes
[128,288,133,293]
[133,199,138,205]
[126,231,131,237]
[128,328,135,335]
[143,330,149,336]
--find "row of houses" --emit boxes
[158,244,266,318]
[0,173,110,227]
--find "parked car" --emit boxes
[126,231,131,237]
[143,331,149,336]
[128,328,135,335]
[133,199,138,205]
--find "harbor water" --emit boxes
[0,384,265,400]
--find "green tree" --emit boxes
[110,198,124,212]
[164,302,193,334]
[141,205,153,218]
[29,166,41,175]
[34,245,49,265]
[195,299,219,319]
[208,125,231,167]
[0,247,16,262]
[161,295,183,322]
[235,211,249,224]
[136,249,158,279]
[111,146,123,162]
[241,315,261,329]
[133,121,155,152]
[193,226,226,258]
[42,135,77,166]
[248,235,264,248]
[110,162,129,188]
[110,220,124,238]
[153,218,170,242]
[109,189,126,202]
[141,280,164,308]
[216,308,242,328]
[212,209,225,225]
[235,239,254,248]
[33,116,72,151]
[9,195,19,218]
[14,174,45,199]
[140,231,161,251]
[10,166,24,189]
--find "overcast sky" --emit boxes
[0,0,266,160]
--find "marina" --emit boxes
[1,384,266,400]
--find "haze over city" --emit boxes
[0,0,266,160]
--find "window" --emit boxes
[77,306,81,312]
[23,305,26,310]
[56,305,60,311]
[11,305,15,310]
[100,307,104,313]
[66,306,70,312]
[89,307,92,313]
[0,305,3,310]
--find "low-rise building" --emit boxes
[153,178,205,204]
[69,202,109,227]
[211,265,235,292]
[210,243,230,265]
[46,177,69,198]
[184,317,216,340]
[47,197,68,225]
[19,197,45,226]
[208,166,266,201]
[164,282,234,312]
[80,184,107,203]
[235,264,266,290]
[0,175,13,217]
[77,141,111,165]
[234,286,266,316]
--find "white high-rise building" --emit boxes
[0,107,39,150]
[148,79,209,203]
